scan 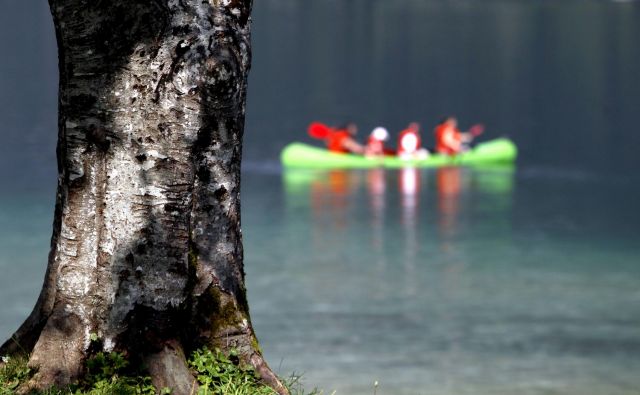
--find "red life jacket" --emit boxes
[435,124,462,155]
[326,130,351,153]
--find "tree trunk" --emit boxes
[0,1,287,393]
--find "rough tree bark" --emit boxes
[0,1,287,394]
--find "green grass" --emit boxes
[1,351,162,395]
[281,374,325,395]
[0,354,31,394]
[189,347,276,395]
[0,350,323,395]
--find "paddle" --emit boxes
[308,122,334,139]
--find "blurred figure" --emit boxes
[434,117,483,155]
[397,122,429,160]
[325,122,364,154]
[308,122,364,154]
[365,127,389,158]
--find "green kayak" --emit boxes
[281,138,517,169]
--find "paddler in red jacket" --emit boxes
[365,127,389,157]
[397,122,429,160]
[325,123,365,154]
[434,117,480,155]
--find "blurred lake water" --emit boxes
[1,0,640,394]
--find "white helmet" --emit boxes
[371,127,389,141]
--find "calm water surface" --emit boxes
[1,1,640,394]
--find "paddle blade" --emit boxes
[469,124,485,137]
[308,122,332,139]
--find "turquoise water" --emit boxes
[2,0,640,394]
[242,168,640,394]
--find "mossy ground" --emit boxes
[0,349,323,395]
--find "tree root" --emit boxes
[249,352,290,395]
[23,309,85,391]
[145,340,199,395]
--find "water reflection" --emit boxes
[437,167,464,241]
[282,164,515,259]
[283,163,518,311]
[309,170,357,231]
[398,167,421,296]
[366,169,386,273]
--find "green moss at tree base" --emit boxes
[251,335,263,355]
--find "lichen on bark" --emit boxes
[0,1,287,394]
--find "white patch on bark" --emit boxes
[103,336,115,352]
